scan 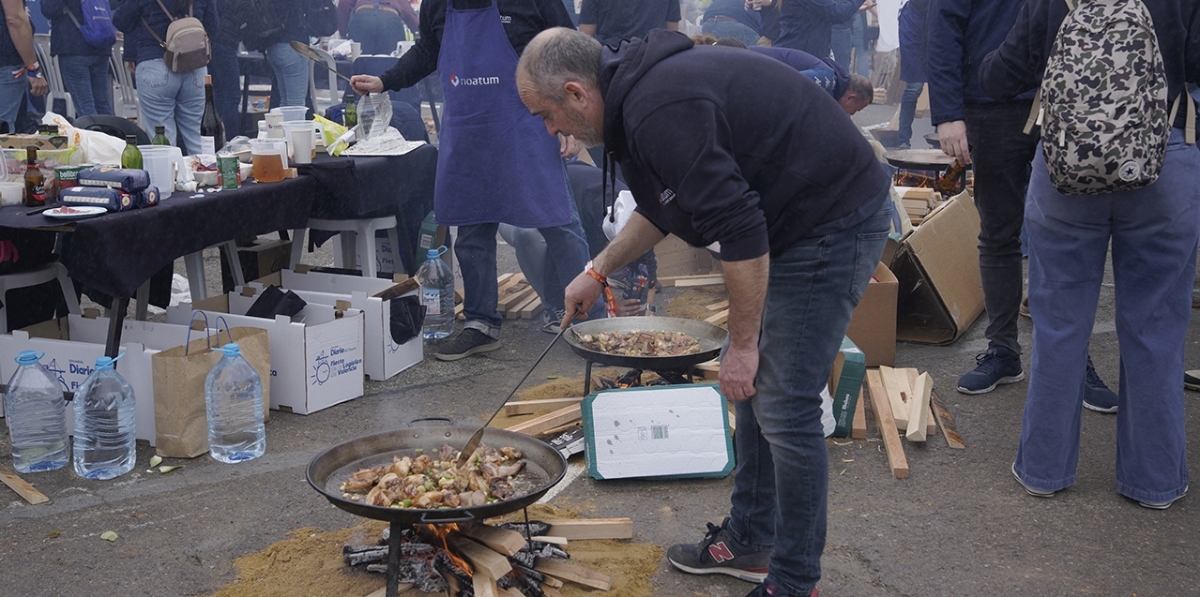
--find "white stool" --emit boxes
[0,262,81,333]
[291,216,399,278]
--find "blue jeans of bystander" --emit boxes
[0,65,26,131]
[58,54,113,117]
[896,80,924,147]
[264,41,309,108]
[135,59,206,154]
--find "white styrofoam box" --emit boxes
[257,269,422,381]
[0,328,157,444]
[68,313,213,352]
[582,384,734,480]
[167,296,364,415]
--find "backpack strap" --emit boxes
[1167,92,1197,145]
[142,0,194,48]
[151,0,178,21]
[142,16,167,47]
[1023,87,1042,135]
[64,5,83,30]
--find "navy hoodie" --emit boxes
[598,30,888,262]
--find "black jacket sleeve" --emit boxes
[977,0,1048,102]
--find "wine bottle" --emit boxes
[152,125,170,146]
[343,90,357,129]
[23,147,45,207]
[200,74,226,154]
[121,135,142,170]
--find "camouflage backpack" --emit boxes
[1029,0,1172,195]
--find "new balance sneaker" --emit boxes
[1184,370,1200,392]
[1012,463,1056,498]
[1082,356,1118,414]
[957,347,1024,395]
[541,308,567,334]
[1138,485,1188,510]
[666,520,770,583]
[745,582,818,597]
[433,328,501,361]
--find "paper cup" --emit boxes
[290,127,314,165]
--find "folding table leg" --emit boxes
[221,242,245,286]
[134,280,149,321]
[338,231,356,271]
[184,251,207,301]
[357,231,376,278]
[105,297,129,358]
[289,229,307,270]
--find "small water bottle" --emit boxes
[72,355,137,480]
[417,247,455,339]
[205,344,265,464]
[4,351,68,473]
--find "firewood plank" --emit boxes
[0,463,48,504]
[541,575,564,589]
[504,404,581,437]
[878,366,909,431]
[472,565,498,597]
[534,557,612,591]
[866,369,909,479]
[530,535,568,546]
[503,397,584,416]
[851,387,868,440]
[497,285,536,312]
[705,300,729,311]
[905,372,932,442]
[674,275,726,288]
[519,297,544,319]
[496,274,524,295]
[543,518,633,540]
[448,535,512,580]
[704,309,729,326]
[508,293,541,319]
[497,588,524,597]
[459,523,526,557]
[540,584,566,597]
[903,368,937,436]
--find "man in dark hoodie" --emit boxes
[517,27,891,597]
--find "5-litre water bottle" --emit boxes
[72,355,137,480]
[204,344,265,463]
[4,351,68,473]
[417,247,455,339]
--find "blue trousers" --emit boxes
[57,54,113,117]
[725,203,889,594]
[135,59,205,155]
[1015,129,1199,504]
[263,42,309,108]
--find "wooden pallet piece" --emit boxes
[866,369,909,479]
[878,366,909,431]
[504,404,581,437]
[543,518,634,540]
[704,309,729,326]
[851,386,868,439]
[534,557,612,591]
[905,372,933,442]
[508,293,542,319]
[706,300,729,311]
[0,463,49,504]
[448,535,512,579]
[498,285,536,314]
[503,397,585,416]
[902,368,937,436]
[931,390,966,449]
[519,296,544,319]
[496,273,524,295]
[460,523,527,557]
[455,303,465,320]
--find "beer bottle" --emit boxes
[343,90,358,129]
[938,159,965,194]
[23,147,45,208]
[152,125,171,146]
[121,135,143,169]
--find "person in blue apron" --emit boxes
[350,0,590,361]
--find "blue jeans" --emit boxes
[701,19,761,47]
[896,80,924,146]
[264,42,309,108]
[135,59,206,155]
[725,203,890,595]
[57,54,113,117]
[1015,129,1198,503]
[0,64,26,131]
[348,9,408,56]
[497,192,590,313]
[831,14,870,78]
[208,36,243,138]
[964,101,1039,355]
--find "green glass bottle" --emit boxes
[152,125,170,146]
[121,135,143,169]
[343,90,357,129]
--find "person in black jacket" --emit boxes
[41,0,115,116]
[775,0,865,59]
[518,28,890,597]
[979,0,1200,510]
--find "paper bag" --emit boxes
[151,325,271,458]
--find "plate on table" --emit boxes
[43,206,108,219]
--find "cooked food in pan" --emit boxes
[577,330,702,357]
[339,445,525,509]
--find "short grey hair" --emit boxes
[518,27,603,104]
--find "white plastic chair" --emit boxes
[0,262,81,333]
[306,45,338,117]
[109,39,141,122]
[290,217,399,279]
[33,34,75,119]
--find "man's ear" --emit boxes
[563,81,590,105]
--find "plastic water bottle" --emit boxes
[72,355,137,480]
[417,247,455,339]
[204,344,265,463]
[3,351,68,473]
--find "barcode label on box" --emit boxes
[639,425,669,440]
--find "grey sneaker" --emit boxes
[1082,356,1118,414]
[1012,463,1056,498]
[540,308,567,334]
[1184,370,1200,392]
[666,520,770,583]
[1137,485,1188,510]
[434,328,500,361]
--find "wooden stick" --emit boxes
[530,535,568,547]
[931,390,966,449]
[518,297,544,319]
[537,421,582,438]
[903,368,937,436]
[497,285,536,312]
[866,369,909,479]
[674,275,726,288]
[504,404,581,437]
[541,575,564,589]
[534,557,612,591]
[704,309,729,325]
[507,293,541,319]
[471,565,498,597]
[503,397,584,416]
[447,535,512,580]
[705,300,729,311]
[0,463,49,504]
[851,387,868,440]
[544,518,634,540]
[459,523,526,557]
[905,373,932,442]
[878,366,909,431]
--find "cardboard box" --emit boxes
[166,294,364,415]
[828,336,867,438]
[890,191,984,344]
[654,235,719,279]
[582,384,734,480]
[219,238,293,294]
[0,134,70,150]
[0,320,157,444]
[846,262,898,367]
[250,268,423,381]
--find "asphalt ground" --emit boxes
[1,104,1197,597]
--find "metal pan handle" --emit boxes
[408,417,454,427]
[418,509,477,524]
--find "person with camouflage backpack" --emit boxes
[980,0,1200,510]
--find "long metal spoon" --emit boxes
[289,41,353,83]
[456,327,566,466]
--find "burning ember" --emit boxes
[597,368,691,390]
